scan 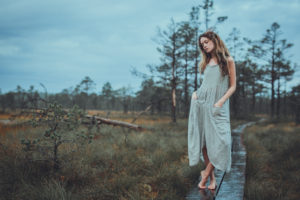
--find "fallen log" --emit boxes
[84,115,146,131]
[6,108,149,131]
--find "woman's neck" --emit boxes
[209,55,217,63]
[210,53,217,59]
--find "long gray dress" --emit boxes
[188,64,232,173]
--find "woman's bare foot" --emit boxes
[208,178,217,190]
[198,170,208,189]
[208,170,217,190]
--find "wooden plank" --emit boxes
[185,144,230,200]
[186,121,257,200]
[215,122,256,200]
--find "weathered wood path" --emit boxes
[185,120,263,200]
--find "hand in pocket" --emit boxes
[212,106,221,117]
[192,91,198,100]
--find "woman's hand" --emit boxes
[192,91,198,100]
[213,100,224,108]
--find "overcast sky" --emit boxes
[1,0,299,94]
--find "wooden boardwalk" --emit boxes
[185,121,258,200]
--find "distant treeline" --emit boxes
[0,74,299,124]
[1,1,300,124]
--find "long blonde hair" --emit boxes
[198,30,231,77]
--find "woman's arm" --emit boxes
[214,57,236,107]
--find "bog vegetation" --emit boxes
[0,108,206,199]
[243,120,300,200]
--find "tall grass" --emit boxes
[0,112,206,200]
[243,119,300,200]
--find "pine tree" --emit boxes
[177,21,195,118]
[153,18,183,122]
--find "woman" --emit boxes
[187,30,236,190]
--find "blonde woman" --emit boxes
[188,30,236,190]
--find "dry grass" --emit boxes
[0,110,250,199]
[243,118,300,200]
[0,110,201,200]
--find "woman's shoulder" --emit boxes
[227,56,234,63]
[226,56,235,76]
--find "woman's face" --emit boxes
[200,37,215,54]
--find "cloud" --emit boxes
[0,0,299,94]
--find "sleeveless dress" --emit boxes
[188,64,232,173]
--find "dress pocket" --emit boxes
[212,105,229,125]
[212,106,222,117]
